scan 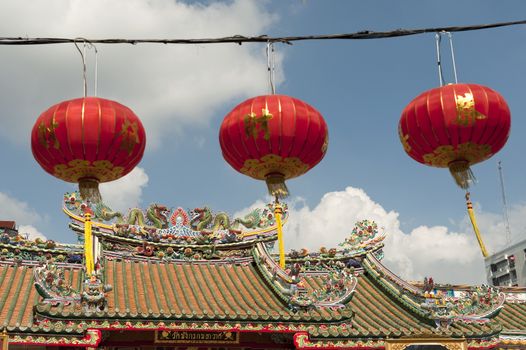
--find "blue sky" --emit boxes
[0,0,525,283]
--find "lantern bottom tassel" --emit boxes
[274,201,286,269]
[79,177,102,203]
[448,160,475,189]
[265,173,289,199]
[465,192,489,258]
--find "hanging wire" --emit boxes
[435,33,444,87]
[266,41,276,94]
[74,38,88,97]
[1,19,525,45]
[93,44,99,96]
[89,43,99,97]
[73,38,98,97]
[435,31,459,86]
[447,32,458,84]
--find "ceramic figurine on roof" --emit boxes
[34,258,79,304]
[421,284,505,328]
[64,191,287,246]
[81,273,113,313]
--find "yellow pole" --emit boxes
[1,328,8,350]
[466,192,489,258]
[84,213,94,275]
[274,201,286,269]
[0,328,9,350]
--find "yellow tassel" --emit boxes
[274,202,286,269]
[79,177,102,203]
[266,173,289,199]
[84,213,95,275]
[466,192,489,258]
[448,160,475,189]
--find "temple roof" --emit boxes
[0,194,525,348]
[35,258,351,323]
[0,221,16,230]
[0,251,520,340]
[0,264,39,331]
[496,300,526,335]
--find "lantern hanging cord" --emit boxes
[1,19,525,45]
[266,41,276,94]
[448,32,458,84]
[93,43,99,96]
[435,33,444,87]
[73,39,88,98]
[73,38,98,97]
[435,31,458,86]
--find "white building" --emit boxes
[486,238,526,287]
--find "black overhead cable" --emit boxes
[0,19,525,46]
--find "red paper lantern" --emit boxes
[31,97,146,201]
[219,94,328,198]
[399,83,510,188]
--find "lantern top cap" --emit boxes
[46,96,130,105]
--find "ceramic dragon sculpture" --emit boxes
[64,192,288,244]
[64,192,169,229]
[232,208,262,229]
[191,207,232,232]
[126,204,169,229]
[190,206,268,233]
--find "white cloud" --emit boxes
[0,0,282,148]
[18,225,47,240]
[233,198,269,218]
[0,192,42,225]
[0,166,149,239]
[238,186,513,285]
[283,188,401,251]
[0,192,47,239]
[99,167,149,212]
[384,224,482,283]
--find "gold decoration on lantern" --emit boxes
[244,108,273,140]
[423,142,492,167]
[241,154,309,180]
[119,119,140,155]
[455,93,487,126]
[37,119,60,149]
[53,159,124,183]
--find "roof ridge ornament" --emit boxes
[253,242,359,310]
[363,254,506,329]
[34,258,80,303]
[81,273,112,313]
[421,285,506,329]
[286,219,386,264]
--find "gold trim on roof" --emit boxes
[385,338,467,350]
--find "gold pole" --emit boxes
[274,200,286,269]
[466,192,489,258]
[84,213,94,275]
[1,328,8,350]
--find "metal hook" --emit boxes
[266,41,276,94]
[73,38,98,97]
